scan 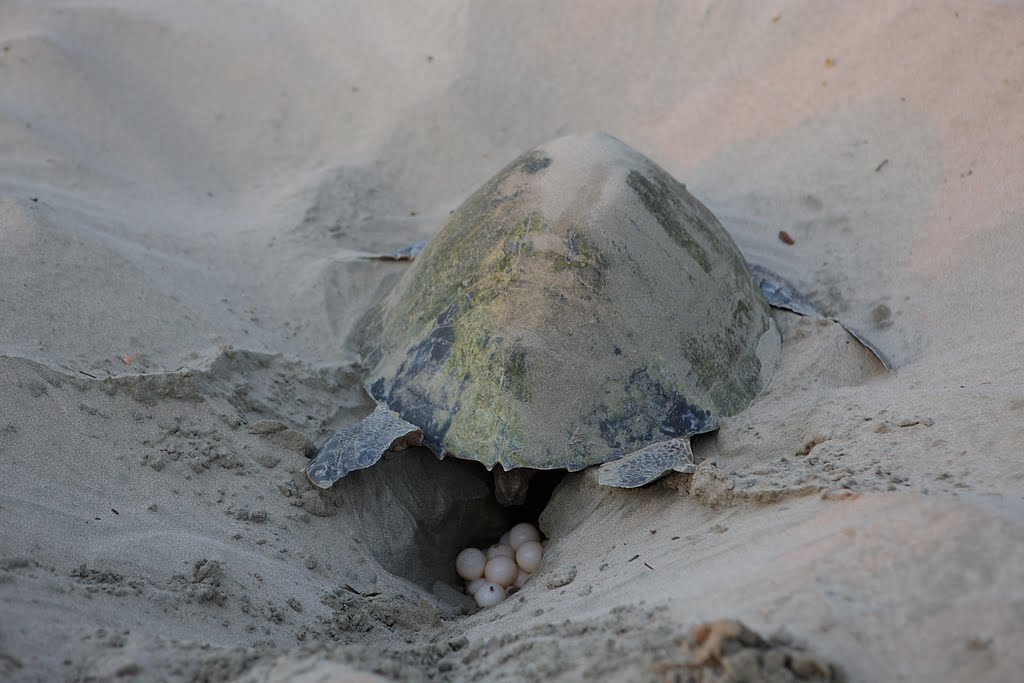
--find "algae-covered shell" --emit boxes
[357,132,780,473]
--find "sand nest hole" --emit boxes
[309,448,565,605]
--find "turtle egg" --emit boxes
[508,522,541,550]
[484,555,518,587]
[485,544,514,560]
[499,531,511,546]
[465,578,487,595]
[515,540,543,573]
[455,548,486,580]
[474,581,506,608]
[514,569,531,588]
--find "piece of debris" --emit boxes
[544,565,577,589]
[651,619,840,680]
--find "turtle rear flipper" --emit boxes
[597,437,696,489]
[306,404,422,488]
[748,262,893,370]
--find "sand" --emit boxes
[1,1,1022,681]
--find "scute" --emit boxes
[363,132,780,472]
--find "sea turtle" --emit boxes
[307,132,887,505]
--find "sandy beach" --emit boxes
[1,2,1023,681]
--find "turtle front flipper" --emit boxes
[748,262,894,370]
[597,437,696,489]
[306,404,423,488]
[747,262,824,318]
[364,240,428,262]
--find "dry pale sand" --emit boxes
[1,1,1023,681]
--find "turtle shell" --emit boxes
[358,132,780,472]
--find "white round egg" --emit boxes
[484,555,518,587]
[465,578,487,595]
[515,540,543,573]
[455,547,486,581]
[514,569,531,588]
[485,544,514,560]
[474,581,506,608]
[508,522,541,550]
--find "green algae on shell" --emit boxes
[332,132,781,481]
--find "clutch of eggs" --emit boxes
[455,522,543,608]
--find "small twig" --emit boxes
[874,158,889,172]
